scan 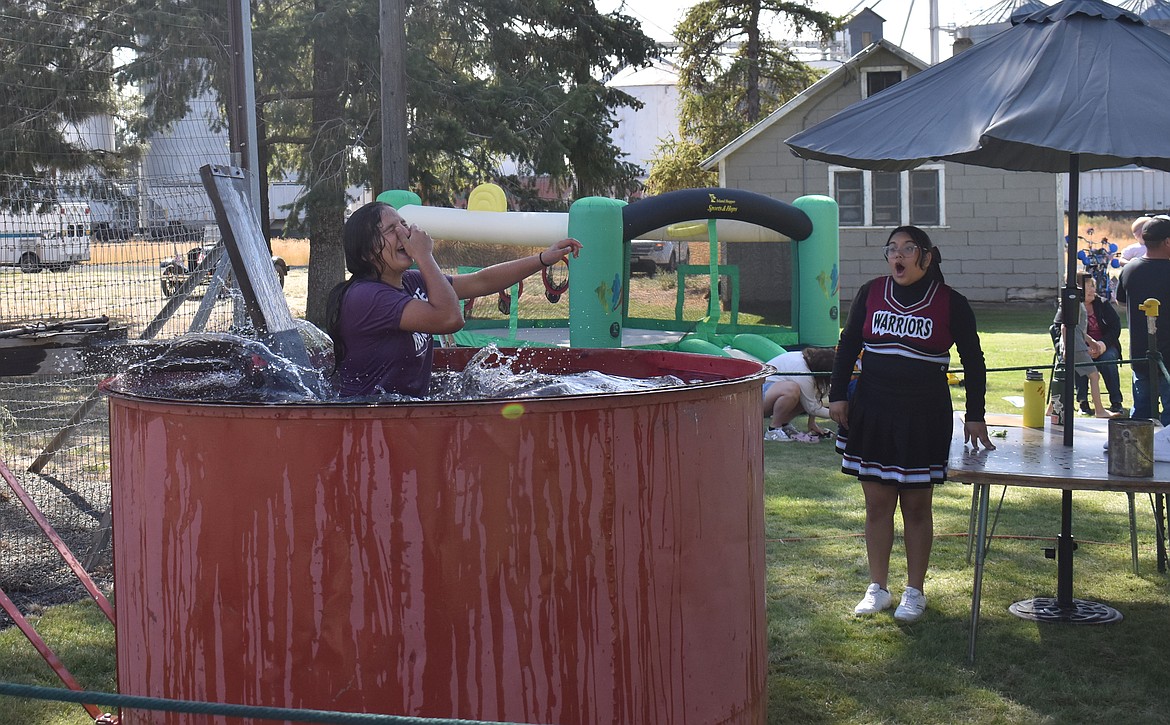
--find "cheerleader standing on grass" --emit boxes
[828,225,995,623]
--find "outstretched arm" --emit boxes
[451,238,582,299]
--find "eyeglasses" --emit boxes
[883,244,920,259]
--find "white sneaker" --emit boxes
[764,428,791,442]
[853,583,892,615]
[894,586,927,622]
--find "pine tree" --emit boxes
[0,1,136,204]
[646,0,836,195]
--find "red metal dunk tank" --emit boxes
[105,347,768,724]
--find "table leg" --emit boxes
[966,484,979,565]
[968,482,989,663]
[1155,493,1168,574]
[1128,492,1139,576]
[1058,489,1075,605]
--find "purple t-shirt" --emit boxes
[333,272,442,397]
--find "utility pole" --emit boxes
[380,0,409,191]
[929,0,940,65]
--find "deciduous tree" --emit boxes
[0,1,138,204]
[2,1,658,326]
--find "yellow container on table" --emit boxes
[1022,369,1046,428]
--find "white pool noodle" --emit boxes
[397,205,570,246]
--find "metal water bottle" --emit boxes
[1048,359,1066,426]
[1023,369,1046,428]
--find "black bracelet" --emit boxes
[539,251,550,267]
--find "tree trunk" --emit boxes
[304,1,349,329]
[745,2,762,123]
[256,106,273,245]
[380,0,409,192]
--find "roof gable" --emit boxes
[701,38,928,170]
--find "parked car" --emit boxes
[629,240,690,275]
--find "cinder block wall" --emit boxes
[718,48,1062,311]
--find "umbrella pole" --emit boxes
[1013,159,1121,623]
[1057,156,1081,608]
[1062,157,1079,449]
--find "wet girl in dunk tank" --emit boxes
[828,225,995,623]
[327,201,580,398]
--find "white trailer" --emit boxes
[0,202,92,273]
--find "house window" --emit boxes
[829,165,945,228]
[834,171,864,226]
[872,172,901,225]
[909,170,941,226]
[864,69,903,98]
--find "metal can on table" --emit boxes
[1108,418,1155,477]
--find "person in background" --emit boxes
[762,347,836,442]
[1119,215,1151,266]
[327,201,581,397]
[1078,274,1125,414]
[829,225,994,623]
[1052,277,1120,419]
[1116,214,1170,424]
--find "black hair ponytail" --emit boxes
[327,201,392,370]
[926,246,945,284]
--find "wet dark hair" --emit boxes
[342,200,393,279]
[801,346,836,397]
[326,201,395,368]
[887,225,945,284]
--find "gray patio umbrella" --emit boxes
[787,0,1170,448]
[787,0,1170,620]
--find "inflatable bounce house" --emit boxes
[378,184,840,363]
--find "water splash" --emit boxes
[108,334,686,404]
[428,345,684,401]
[110,330,333,403]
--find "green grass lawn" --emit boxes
[764,443,1170,724]
[0,603,114,724]
[957,302,1133,417]
[2,304,1166,724]
[965,303,1065,416]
